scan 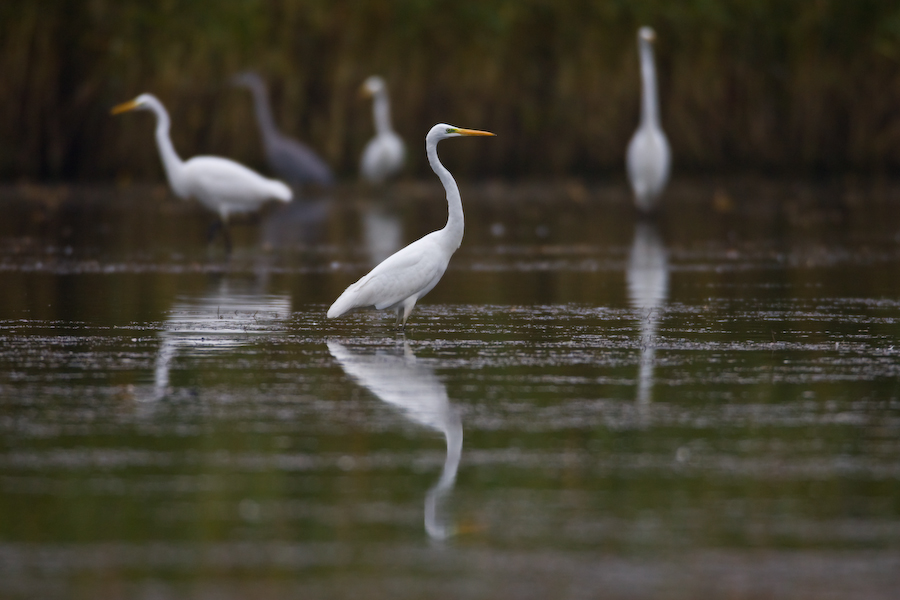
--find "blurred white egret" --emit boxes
[327,340,462,540]
[359,76,405,184]
[328,124,495,326]
[112,93,292,249]
[231,71,334,187]
[626,27,671,213]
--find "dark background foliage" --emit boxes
[3,0,900,181]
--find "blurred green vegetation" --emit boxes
[3,0,900,181]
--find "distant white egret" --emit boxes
[626,27,671,213]
[111,93,292,249]
[359,76,405,184]
[328,124,495,326]
[231,71,334,187]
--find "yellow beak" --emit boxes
[455,128,496,137]
[110,99,140,115]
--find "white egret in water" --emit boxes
[328,124,495,326]
[231,71,334,187]
[359,76,405,184]
[626,27,671,213]
[327,340,463,540]
[111,93,292,250]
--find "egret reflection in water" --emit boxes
[626,221,669,404]
[153,278,291,400]
[361,202,404,265]
[258,195,331,251]
[327,340,463,540]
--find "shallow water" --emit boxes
[0,180,899,599]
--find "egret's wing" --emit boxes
[361,134,405,183]
[328,235,446,317]
[626,128,670,210]
[184,157,291,205]
[627,130,670,187]
[361,138,387,182]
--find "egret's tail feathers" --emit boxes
[271,180,293,202]
[327,289,355,319]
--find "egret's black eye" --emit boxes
[446,128,455,134]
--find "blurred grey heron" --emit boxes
[232,71,334,187]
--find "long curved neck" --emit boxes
[246,81,279,142]
[427,137,464,251]
[147,99,187,196]
[639,40,661,128]
[372,89,394,136]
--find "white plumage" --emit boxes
[359,76,406,184]
[112,93,292,223]
[626,27,671,213]
[329,123,495,326]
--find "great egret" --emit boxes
[111,93,292,250]
[328,124,495,326]
[231,71,334,187]
[626,27,671,213]
[359,75,405,184]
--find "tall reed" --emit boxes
[1,0,899,181]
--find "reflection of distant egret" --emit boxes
[360,203,403,265]
[327,340,462,540]
[153,278,290,400]
[258,196,330,250]
[626,221,669,404]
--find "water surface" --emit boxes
[0,180,899,599]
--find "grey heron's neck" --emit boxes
[372,89,394,136]
[427,138,464,251]
[246,81,280,142]
[639,40,661,128]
